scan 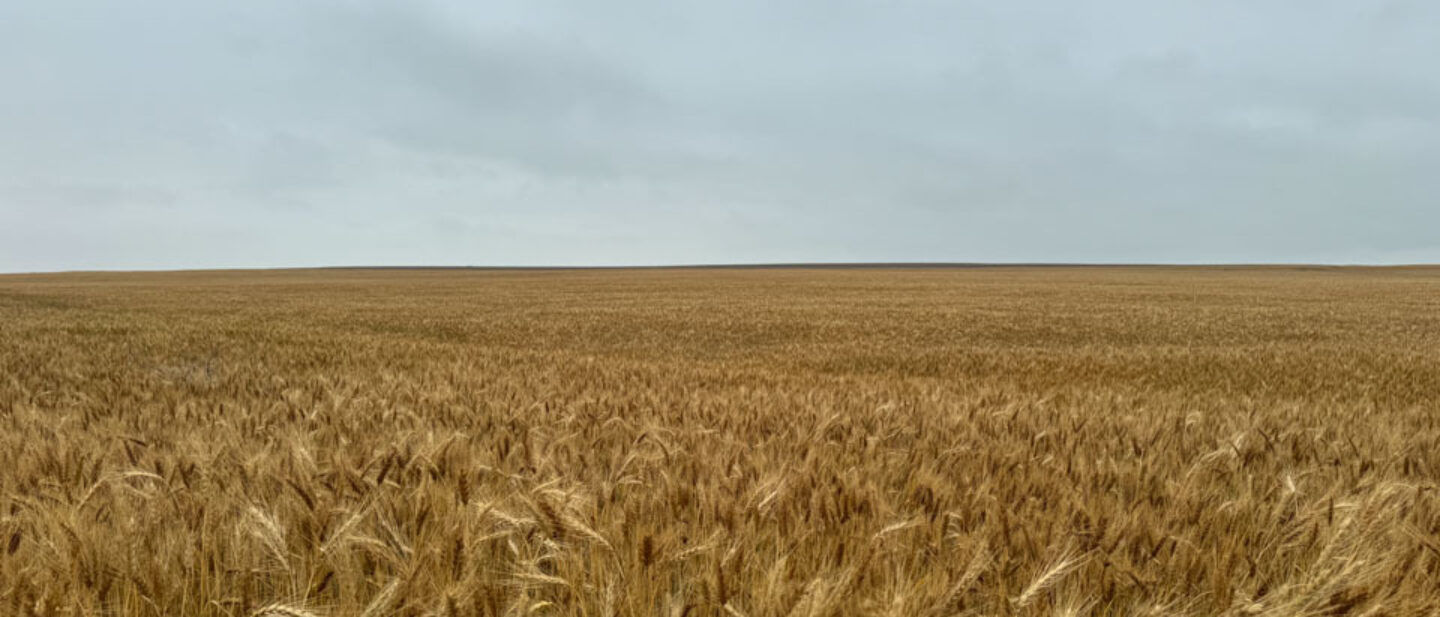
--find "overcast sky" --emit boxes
[2,1,1438,271]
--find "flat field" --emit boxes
[2,267,1439,617]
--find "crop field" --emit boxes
[2,266,1439,617]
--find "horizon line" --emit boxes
[4,261,1440,276]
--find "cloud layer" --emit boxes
[3,1,1438,271]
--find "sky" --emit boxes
[2,1,1438,271]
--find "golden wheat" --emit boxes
[1,266,1438,616]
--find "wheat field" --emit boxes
[1,266,1438,617]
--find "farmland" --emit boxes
[2,266,1439,616]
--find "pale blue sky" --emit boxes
[2,1,1438,271]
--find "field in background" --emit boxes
[2,267,1439,617]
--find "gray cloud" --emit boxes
[2,0,1437,271]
